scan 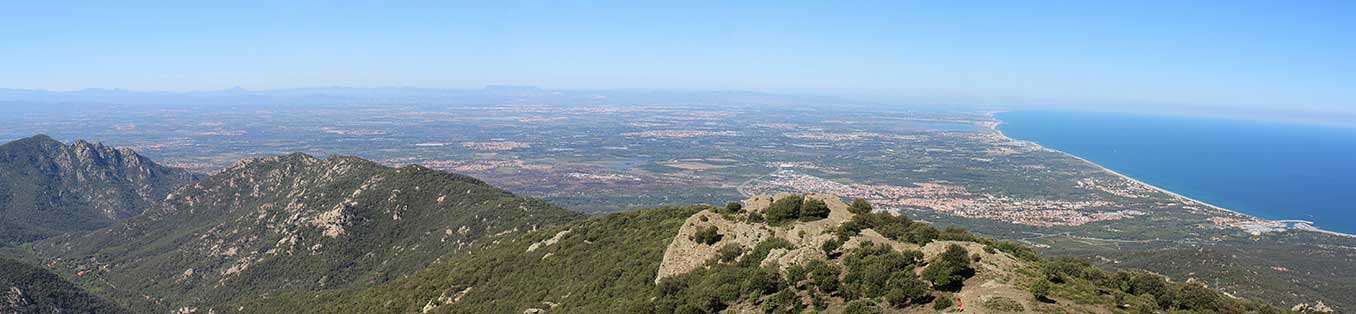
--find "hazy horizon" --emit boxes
[4,1,1354,120]
[3,85,1353,128]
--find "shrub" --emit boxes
[839,211,939,245]
[1176,283,1221,311]
[718,244,743,263]
[923,244,972,291]
[842,242,924,299]
[658,277,688,296]
[978,239,1038,261]
[657,264,786,313]
[785,265,807,287]
[1041,257,1096,283]
[1029,280,1053,303]
[1128,273,1172,308]
[983,296,1025,312]
[691,226,722,245]
[843,299,882,314]
[765,195,803,224]
[840,211,940,245]
[799,198,830,221]
[761,289,798,313]
[849,198,874,215]
[724,202,742,213]
[837,220,865,239]
[805,259,841,295]
[933,294,954,310]
[938,225,974,241]
[744,212,764,224]
[738,238,794,267]
[940,244,971,266]
[884,273,930,307]
[820,238,843,257]
[906,224,939,245]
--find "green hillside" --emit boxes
[33,153,585,313]
[238,194,1284,314]
[0,258,129,314]
[0,135,196,244]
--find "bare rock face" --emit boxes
[1293,301,1336,313]
[656,193,860,282]
[34,153,583,313]
[0,134,197,243]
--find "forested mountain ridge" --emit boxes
[0,134,197,244]
[34,153,585,313]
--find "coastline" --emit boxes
[984,111,1355,238]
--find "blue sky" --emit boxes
[2,1,1353,116]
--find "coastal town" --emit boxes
[741,169,1145,227]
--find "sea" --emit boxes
[996,111,1356,234]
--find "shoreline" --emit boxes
[984,111,1355,238]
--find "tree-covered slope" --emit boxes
[0,135,197,244]
[0,258,129,314]
[243,194,1286,314]
[33,153,585,313]
[237,204,703,314]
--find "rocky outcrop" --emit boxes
[1293,301,1336,313]
[656,193,864,281]
[0,134,197,243]
[2,286,30,311]
[656,194,1042,314]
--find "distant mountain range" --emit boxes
[0,87,875,112]
[0,135,196,244]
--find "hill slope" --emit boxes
[0,258,130,314]
[0,135,196,243]
[244,194,1284,314]
[34,153,585,313]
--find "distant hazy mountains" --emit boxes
[0,86,873,113]
[35,153,584,313]
[0,135,196,244]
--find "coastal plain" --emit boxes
[3,103,1352,310]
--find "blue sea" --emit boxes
[997,111,1356,234]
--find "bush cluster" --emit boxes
[836,211,938,245]
[921,244,973,291]
[691,225,723,245]
[1032,256,1287,313]
[764,195,832,225]
[848,198,873,215]
[841,242,929,306]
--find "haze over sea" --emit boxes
[997,111,1356,234]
